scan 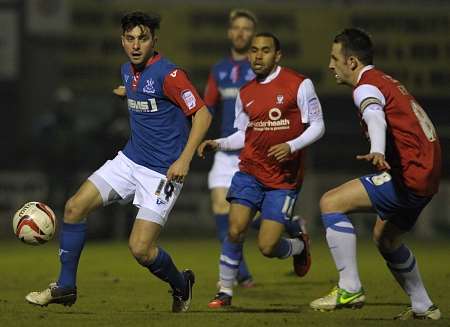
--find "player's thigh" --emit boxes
[129,219,162,260]
[211,187,230,214]
[258,219,285,254]
[320,178,373,214]
[64,180,103,221]
[373,217,406,251]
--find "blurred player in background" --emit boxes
[199,32,325,308]
[25,11,212,313]
[203,8,257,288]
[310,28,441,320]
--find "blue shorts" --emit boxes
[360,172,432,231]
[227,171,299,224]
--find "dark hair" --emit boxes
[334,28,373,65]
[121,11,161,36]
[254,32,281,51]
[229,8,257,26]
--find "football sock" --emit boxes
[219,238,243,296]
[215,214,252,282]
[284,219,301,237]
[380,244,433,313]
[57,222,87,289]
[322,213,362,292]
[272,237,305,259]
[214,214,229,243]
[147,247,185,295]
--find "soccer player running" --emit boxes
[198,33,325,308]
[310,28,441,320]
[25,11,212,313]
[204,8,258,288]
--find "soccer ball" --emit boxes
[13,202,56,245]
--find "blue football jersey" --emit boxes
[121,54,204,175]
[204,58,255,138]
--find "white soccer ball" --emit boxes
[13,202,56,245]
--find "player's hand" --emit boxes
[197,140,219,159]
[356,152,391,171]
[267,143,291,162]
[166,157,190,183]
[113,85,126,97]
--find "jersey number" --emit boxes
[410,100,437,142]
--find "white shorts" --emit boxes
[88,151,182,226]
[208,151,240,189]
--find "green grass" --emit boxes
[0,237,449,326]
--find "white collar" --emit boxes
[259,65,281,84]
[357,65,375,83]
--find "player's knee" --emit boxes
[129,241,156,266]
[319,191,339,213]
[227,226,244,243]
[257,240,277,258]
[373,232,397,252]
[211,199,229,215]
[64,197,86,223]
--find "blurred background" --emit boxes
[0,0,449,240]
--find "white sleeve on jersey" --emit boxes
[362,103,387,154]
[296,78,323,124]
[353,84,386,114]
[233,93,249,131]
[287,79,325,153]
[215,130,245,151]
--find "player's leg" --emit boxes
[374,218,441,320]
[209,152,254,287]
[25,179,104,307]
[211,187,253,287]
[310,178,371,311]
[258,189,311,276]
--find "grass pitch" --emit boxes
[0,237,448,326]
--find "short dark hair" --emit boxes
[121,11,161,36]
[229,8,257,26]
[334,28,373,65]
[254,32,281,52]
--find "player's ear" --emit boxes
[152,35,158,47]
[348,56,358,70]
[275,50,282,63]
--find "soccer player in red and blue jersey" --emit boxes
[204,9,257,288]
[199,33,325,308]
[310,28,441,320]
[25,11,212,313]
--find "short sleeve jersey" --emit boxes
[121,53,205,175]
[354,67,441,196]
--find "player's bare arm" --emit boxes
[356,152,391,171]
[197,140,219,159]
[267,143,291,162]
[167,106,212,182]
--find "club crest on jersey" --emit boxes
[181,90,196,110]
[276,95,284,104]
[219,71,227,80]
[143,79,156,94]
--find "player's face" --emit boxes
[228,17,255,53]
[122,25,157,67]
[248,36,281,78]
[329,42,354,86]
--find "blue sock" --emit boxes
[57,222,87,289]
[284,220,301,237]
[215,214,252,281]
[271,238,292,258]
[214,214,229,243]
[147,247,185,295]
[219,238,243,293]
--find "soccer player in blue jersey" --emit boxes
[25,11,212,313]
